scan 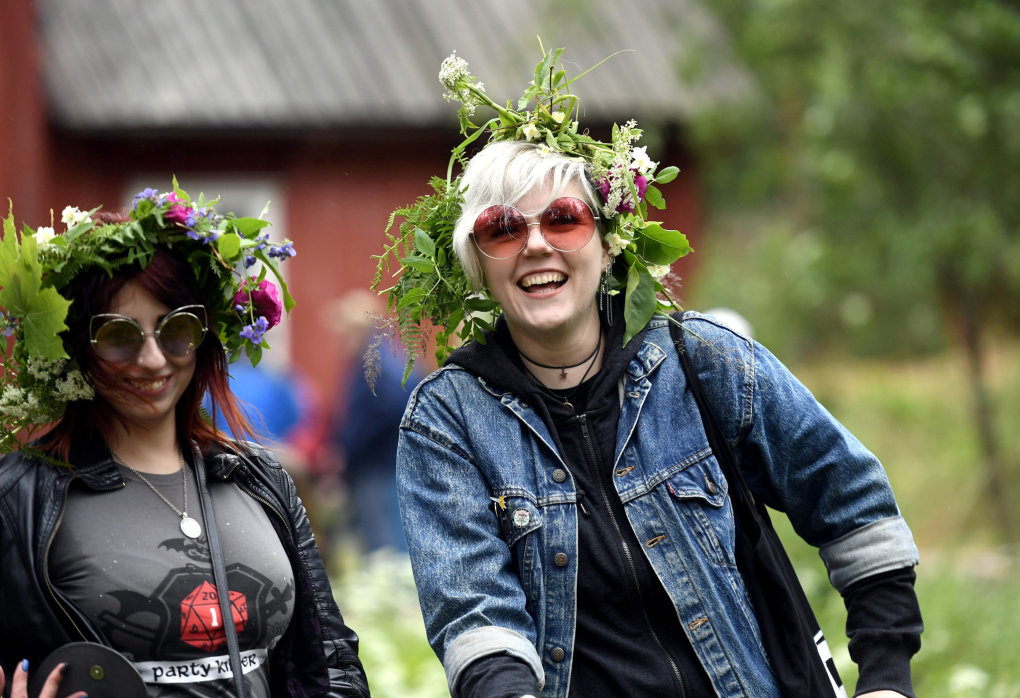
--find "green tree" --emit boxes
[691,0,1020,541]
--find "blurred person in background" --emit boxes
[326,289,418,554]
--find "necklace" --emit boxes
[518,331,603,381]
[521,332,604,411]
[112,449,203,539]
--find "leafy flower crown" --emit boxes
[373,45,691,381]
[0,179,296,453]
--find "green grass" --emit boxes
[329,339,1020,697]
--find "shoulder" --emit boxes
[0,450,54,496]
[646,311,754,363]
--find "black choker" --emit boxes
[518,332,603,381]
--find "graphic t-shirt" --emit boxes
[49,463,296,697]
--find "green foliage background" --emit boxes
[686,0,1020,359]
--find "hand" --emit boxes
[857,692,909,697]
[0,661,88,698]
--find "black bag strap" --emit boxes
[669,315,767,532]
[192,448,249,698]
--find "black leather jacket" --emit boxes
[0,440,370,697]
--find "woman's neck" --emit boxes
[510,311,604,389]
[105,419,183,474]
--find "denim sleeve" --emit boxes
[396,374,545,695]
[685,318,920,590]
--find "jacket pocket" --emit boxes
[493,494,542,602]
[663,456,736,566]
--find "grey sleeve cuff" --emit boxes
[445,626,544,697]
[819,516,920,592]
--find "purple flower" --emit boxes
[132,187,159,208]
[240,316,270,344]
[244,255,257,268]
[268,241,297,259]
[597,172,648,214]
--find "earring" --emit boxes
[600,259,614,324]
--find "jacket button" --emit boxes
[553,552,568,567]
[552,468,567,483]
[550,647,565,662]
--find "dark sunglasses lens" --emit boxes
[93,320,143,362]
[473,206,528,258]
[540,198,596,251]
[158,313,205,357]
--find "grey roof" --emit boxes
[40,0,754,131]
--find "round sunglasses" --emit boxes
[89,305,208,363]
[471,196,600,260]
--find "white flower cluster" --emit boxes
[1,359,93,425]
[61,206,90,228]
[606,232,630,257]
[647,264,672,280]
[438,52,484,116]
[630,146,657,176]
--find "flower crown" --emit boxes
[373,45,691,381]
[0,178,296,453]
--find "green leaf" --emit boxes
[623,264,657,346]
[400,255,436,274]
[414,228,436,258]
[644,184,665,210]
[0,234,71,359]
[655,166,679,184]
[231,216,271,239]
[635,223,691,265]
[216,232,242,260]
[396,287,428,309]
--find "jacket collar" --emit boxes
[66,438,248,490]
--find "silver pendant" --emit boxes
[180,515,202,539]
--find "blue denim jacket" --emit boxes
[397,313,919,698]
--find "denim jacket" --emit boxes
[397,313,919,698]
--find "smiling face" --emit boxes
[477,180,610,348]
[90,279,197,434]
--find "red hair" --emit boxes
[43,224,261,461]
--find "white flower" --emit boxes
[648,264,672,280]
[522,123,541,141]
[606,232,629,256]
[550,111,566,124]
[539,145,552,157]
[34,226,56,244]
[60,206,90,228]
[630,146,657,175]
[55,370,94,402]
[438,52,470,91]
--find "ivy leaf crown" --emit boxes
[373,42,691,384]
[0,178,297,454]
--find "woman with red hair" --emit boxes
[0,187,368,697]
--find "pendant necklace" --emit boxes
[521,332,604,412]
[112,449,203,539]
[519,331,603,381]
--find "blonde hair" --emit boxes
[452,141,603,289]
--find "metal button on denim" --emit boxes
[550,647,565,662]
[553,552,568,567]
[552,468,567,482]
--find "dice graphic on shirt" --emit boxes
[180,580,248,651]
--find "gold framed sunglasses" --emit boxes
[89,305,208,362]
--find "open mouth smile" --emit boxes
[519,271,566,294]
[126,376,169,393]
